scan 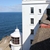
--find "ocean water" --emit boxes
[0,12,22,40]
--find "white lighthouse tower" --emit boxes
[22,0,49,50]
[10,28,21,50]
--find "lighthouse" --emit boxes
[10,28,21,50]
[22,0,49,50]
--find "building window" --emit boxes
[31,29,34,34]
[39,20,41,24]
[12,37,19,44]
[39,9,41,13]
[31,7,34,13]
[31,18,34,24]
[30,40,33,44]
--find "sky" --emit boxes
[0,0,22,12]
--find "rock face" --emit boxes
[41,14,50,24]
[33,28,50,44]
[0,36,11,50]
[32,14,50,44]
[30,38,50,50]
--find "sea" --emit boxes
[0,12,22,40]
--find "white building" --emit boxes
[10,28,21,50]
[22,0,50,50]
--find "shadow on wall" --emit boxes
[34,22,40,37]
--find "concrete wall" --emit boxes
[22,3,49,50]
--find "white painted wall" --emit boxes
[22,3,49,50]
[11,45,21,50]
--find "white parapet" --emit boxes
[22,0,46,4]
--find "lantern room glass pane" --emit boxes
[12,37,19,44]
